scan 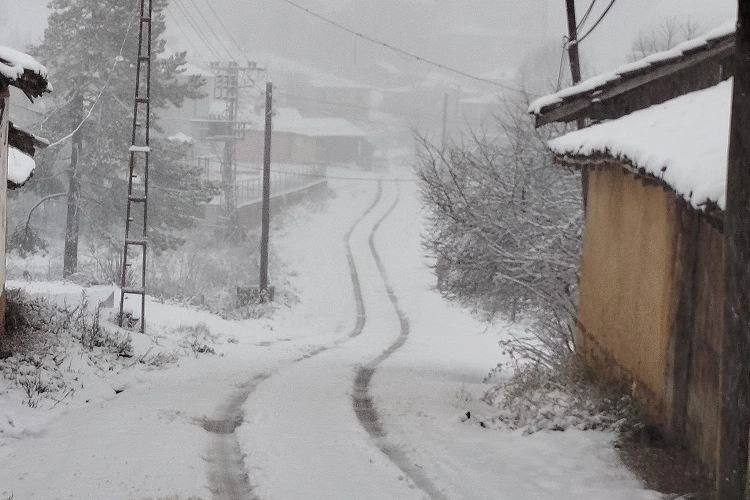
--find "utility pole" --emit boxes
[717,4,750,498]
[119,0,152,333]
[564,0,585,128]
[208,61,261,241]
[63,90,83,277]
[259,81,272,299]
[440,92,449,149]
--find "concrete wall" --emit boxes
[577,166,677,422]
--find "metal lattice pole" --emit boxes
[119,0,152,332]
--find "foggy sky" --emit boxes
[0,0,738,87]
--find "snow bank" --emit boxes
[549,80,731,210]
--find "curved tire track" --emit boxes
[353,182,450,500]
[206,181,384,500]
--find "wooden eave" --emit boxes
[0,68,50,102]
[535,33,734,127]
[9,123,48,157]
[553,152,724,230]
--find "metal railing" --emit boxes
[233,163,327,207]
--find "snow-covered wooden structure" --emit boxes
[529,21,734,473]
[0,47,51,335]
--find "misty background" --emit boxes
[0,0,736,91]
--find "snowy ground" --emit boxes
[0,168,660,499]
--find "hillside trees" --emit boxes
[416,99,583,367]
[28,0,215,275]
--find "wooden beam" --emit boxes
[535,36,734,126]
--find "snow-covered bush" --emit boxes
[480,362,641,435]
[1,290,135,406]
[416,98,582,370]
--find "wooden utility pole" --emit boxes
[440,92,449,149]
[259,81,272,298]
[565,0,583,86]
[564,0,585,129]
[63,90,83,277]
[718,5,750,498]
[564,0,588,209]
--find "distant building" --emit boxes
[237,108,374,169]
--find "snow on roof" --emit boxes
[548,80,731,211]
[308,73,372,90]
[264,108,367,138]
[528,19,735,116]
[168,132,195,144]
[0,46,52,98]
[8,147,35,187]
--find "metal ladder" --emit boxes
[118,0,152,332]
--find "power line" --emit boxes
[171,0,225,61]
[575,0,597,32]
[203,2,248,58]
[182,0,235,59]
[277,0,525,93]
[165,9,205,59]
[575,0,618,45]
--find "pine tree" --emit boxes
[29,0,216,275]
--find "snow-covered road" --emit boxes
[0,172,660,500]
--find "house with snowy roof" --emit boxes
[237,108,374,169]
[0,46,51,335]
[529,21,734,474]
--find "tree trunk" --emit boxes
[63,92,83,277]
[717,6,750,499]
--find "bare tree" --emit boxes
[416,98,583,369]
[628,18,702,62]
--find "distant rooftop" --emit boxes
[262,108,367,138]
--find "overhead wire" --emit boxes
[182,0,235,59]
[574,0,618,45]
[276,0,526,93]
[575,0,597,32]
[203,2,248,57]
[171,0,225,61]
[165,9,205,59]
[555,37,568,91]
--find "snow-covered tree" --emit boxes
[29,0,215,275]
[416,99,583,367]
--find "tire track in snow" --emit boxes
[205,181,383,500]
[353,182,450,500]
